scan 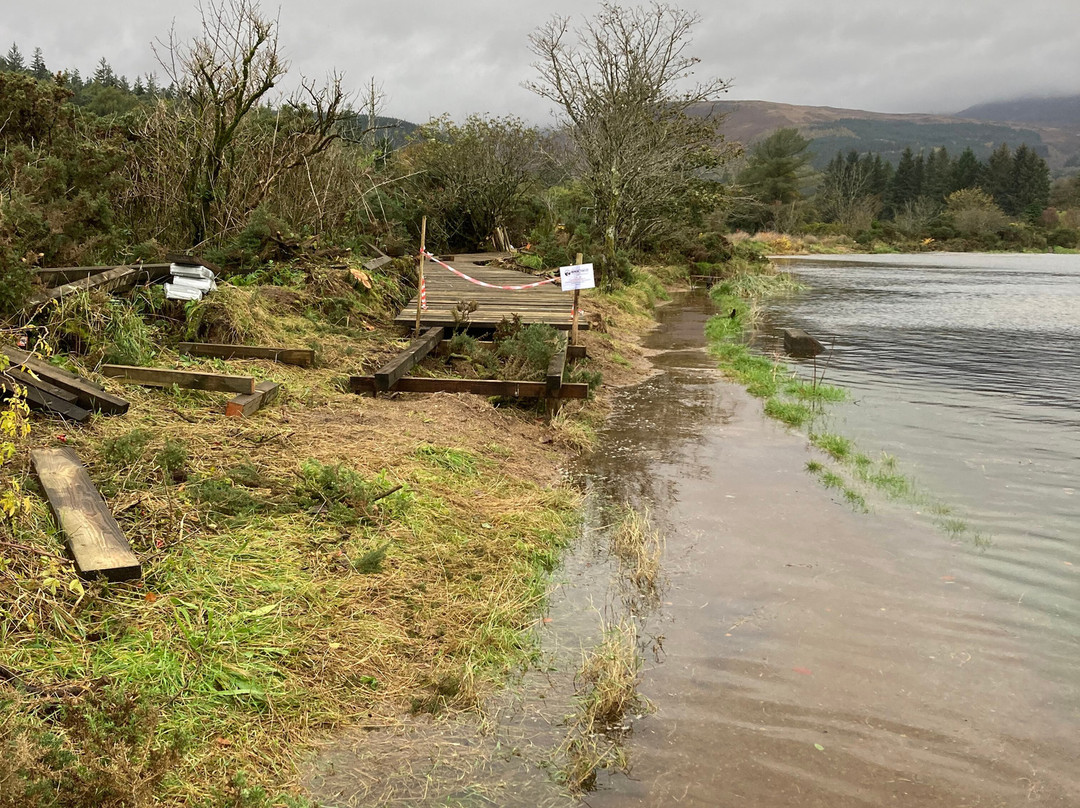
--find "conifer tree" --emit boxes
[5,43,25,72]
[1010,144,1050,219]
[30,47,48,80]
[951,147,981,193]
[983,143,1014,212]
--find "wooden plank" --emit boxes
[26,264,172,307]
[31,448,141,581]
[783,328,825,358]
[225,381,281,417]
[436,340,586,360]
[101,365,256,395]
[0,377,92,422]
[177,342,315,368]
[34,266,112,288]
[546,334,568,396]
[1,347,129,415]
[3,368,78,402]
[362,255,393,272]
[375,327,443,392]
[350,376,589,399]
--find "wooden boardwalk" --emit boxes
[393,253,586,332]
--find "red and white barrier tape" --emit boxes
[419,273,427,310]
[422,251,561,291]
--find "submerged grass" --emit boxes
[557,620,646,793]
[707,262,989,539]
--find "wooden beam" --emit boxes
[101,365,256,395]
[436,340,586,360]
[225,381,281,417]
[350,375,589,399]
[1,347,129,415]
[374,327,444,393]
[546,333,568,396]
[0,377,92,422]
[31,448,141,581]
[3,368,78,402]
[177,342,314,368]
[362,255,392,272]
[26,264,172,307]
[782,328,825,358]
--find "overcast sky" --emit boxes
[5,0,1078,123]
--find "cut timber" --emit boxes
[26,264,172,307]
[783,328,825,358]
[31,448,141,581]
[226,381,281,417]
[546,333,568,396]
[436,340,586,360]
[350,376,589,400]
[0,377,92,422]
[177,342,315,368]
[101,365,256,395]
[362,255,393,272]
[1,347,129,415]
[375,327,444,393]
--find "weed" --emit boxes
[415,445,478,476]
[820,470,845,490]
[557,620,646,792]
[611,505,664,595]
[843,488,868,511]
[102,428,152,469]
[185,477,264,518]
[155,439,188,482]
[764,398,812,427]
[805,460,824,473]
[811,432,853,460]
[294,460,376,524]
[352,541,391,574]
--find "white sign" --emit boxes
[559,263,595,291]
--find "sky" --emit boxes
[5,0,1079,124]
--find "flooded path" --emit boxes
[582,292,1078,806]
[308,288,1078,806]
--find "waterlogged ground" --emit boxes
[307,283,1079,806]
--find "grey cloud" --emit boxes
[4,0,1078,124]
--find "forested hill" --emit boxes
[711,99,1080,175]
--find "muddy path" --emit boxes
[306,292,1079,806]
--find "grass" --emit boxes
[610,505,665,596]
[557,620,645,793]
[0,254,598,807]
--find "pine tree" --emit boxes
[983,143,1014,213]
[93,57,115,87]
[1010,144,1051,219]
[887,147,921,215]
[133,76,145,96]
[5,43,25,72]
[950,147,981,193]
[922,147,951,203]
[30,47,48,80]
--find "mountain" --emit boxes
[956,95,1080,128]
[710,98,1080,175]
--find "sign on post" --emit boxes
[559,263,595,291]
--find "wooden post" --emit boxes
[414,216,427,337]
[571,252,583,346]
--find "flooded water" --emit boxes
[307,259,1080,806]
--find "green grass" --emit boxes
[764,398,812,427]
[810,432,853,460]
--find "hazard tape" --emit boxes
[422,251,561,291]
[419,273,427,310]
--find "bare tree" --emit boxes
[527,2,732,285]
[155,0,352,245]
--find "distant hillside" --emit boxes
[710,99,1080,175]
[956,95,1080,128]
